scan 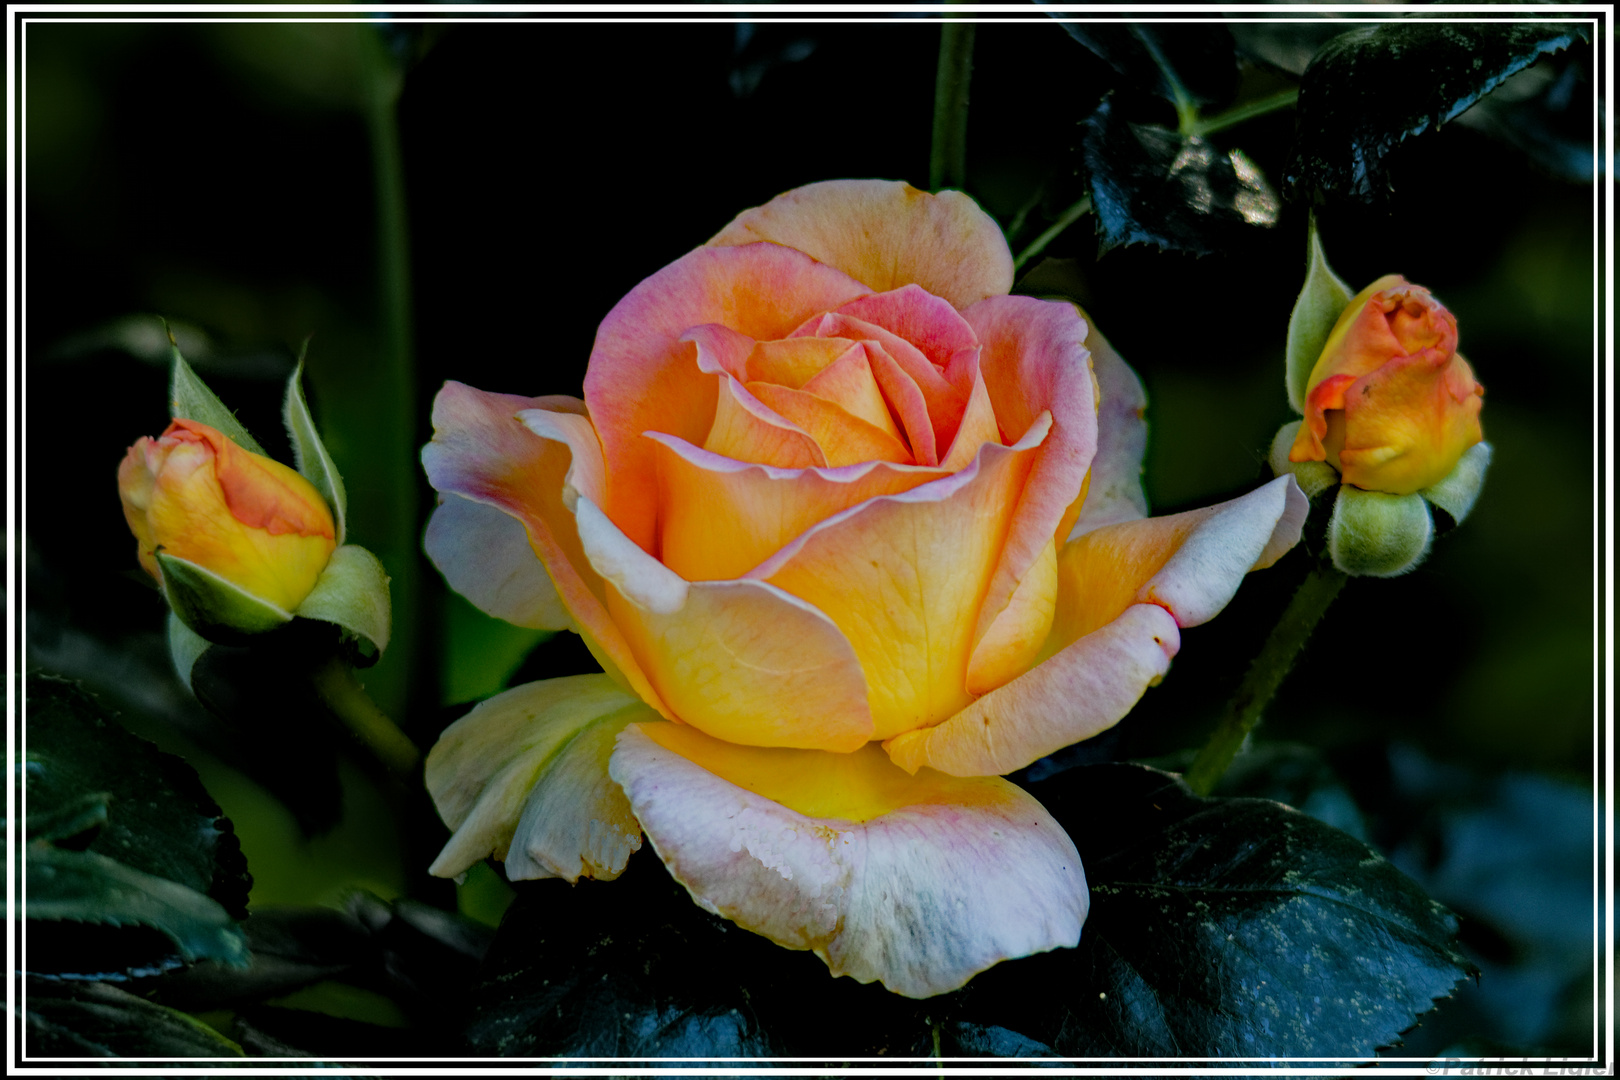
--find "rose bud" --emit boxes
[118,418,338,631]
[1272,245,1491,577]
[1287,275,1484,496]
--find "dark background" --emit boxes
[22,15,1600,1056]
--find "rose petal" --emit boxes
[963,537,1057,695]
[831,285,981,374]
[961,296,1100,687]
[747,419,1050,739]
[1051,475,1307,646]
[424,494,574,631]
[705,372,827,469]
[1336,349,1485,495]
[425,674,655,882]
[573,495,874,751]
[706,179,1015,310]
[1069,310,1150,536]
[585,243,871,550]
[422,383,663,707]
[611,722,1086,998]
[794,342,908,442]
[885,604,1181,777]
[745,336,855,389]
[806,310,967,456]
[746,381,912,467]
[648,433,949,582]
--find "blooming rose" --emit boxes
[1287,275,1484,495]
[119,418,337,616]
[422,180,1306,997]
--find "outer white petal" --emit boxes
[610,725,1087,999]
[426,675,656,882]
[424,494,574,631]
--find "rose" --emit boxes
[1287,275,1484,495]
[119,417,338,625]
[422,180,1306,997]
[1274,268,1489,577]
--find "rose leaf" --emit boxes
[933,763,1477,1057]
[1082,95,1281,256]
[23,977,247,1058]
[1285,21,1590,203]
[22,674,253,979]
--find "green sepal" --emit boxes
[1328,486,1433,577]
[1284,215,1355,414]
[284,349,348,545]
[156,551,292,641]
[294,544,392,665]
[23,839,251,968]
[166,610,213,693]
[167,336,266,455]
[1421,441,1493,525]
[1268,420,1340,500]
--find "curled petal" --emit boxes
[574,496,874,751]
[585,243,871,550]
[1051,475,1307,646]
[1070,311,1149,536]
[421,383,662,706]
[748,421,1050,739]
[424,494,573,631]
[610,722,1086,998]
[426,675,656,882]
[705,372,827,469]
[746,381,912,467]
[648,433,947,582]
[886,603,1180,777]
[706,179,1015,310]
[961,296,1100,686]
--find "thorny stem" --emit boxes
[1012,194,1092,272]
[1183,563,1348,796]
[929,18,975,191]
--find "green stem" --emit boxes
[311,656,421,777]
[1183,563,1348,796]
[929,18,975,191]
[1186,88,1300,138]
[357,26,423,722]
[1012,194,1092,273]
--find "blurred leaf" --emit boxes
[169,342,266,454]
[729,22,817,98]
[1455,55,1596,183]
[23,977,246,1058]
[188,636,346,837]
[1229,20,1347,77]
[1286,21,1588,203]
[25,842,250,971]
[145,907,374,1010]
[1053,19,1238,112]
[284,356,349,544]
[24,675,252,916]
[937,764,1475,1056]
[1285,215,1355,412]
[463,764,1468,1058]
[1082,95,1280,255]
[294,544,393,665]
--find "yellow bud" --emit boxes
[118,418,337,613]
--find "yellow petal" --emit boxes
[648,433,948,582]
[746,381,912,467]
[707,180,1014,310]
[750,421,1049,739]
